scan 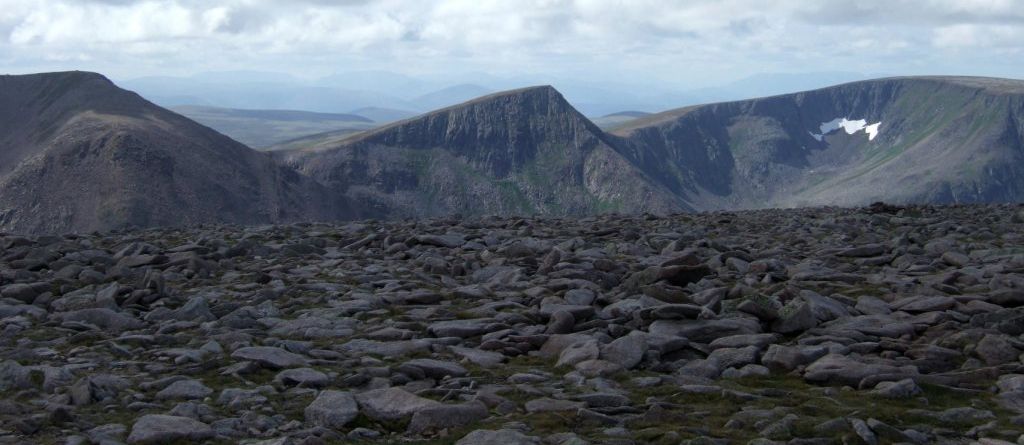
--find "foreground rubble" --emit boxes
[3,204,1024,444]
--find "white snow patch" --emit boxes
[810,117,881,141]
[864,122,881,141]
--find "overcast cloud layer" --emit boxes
[1,0,1022,88]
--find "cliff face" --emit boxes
[0,71,349,234]
[282,86,683,218]
[612,76,1024,209]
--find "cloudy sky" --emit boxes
[1,0,1022,88]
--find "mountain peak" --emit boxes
[280,83,685,218]
[323,84,585,151]
[421,84,565,114]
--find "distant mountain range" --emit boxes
[1,71,1022,234]
[119,70,876,118]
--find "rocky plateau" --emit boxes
[1,203,1024,444]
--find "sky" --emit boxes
[1,0,1022,90]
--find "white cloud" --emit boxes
[0,0,1021,84]
[932,23,1024,49]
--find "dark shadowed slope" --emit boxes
[611,76,1024,209]
[0,71,350,234]
[280,85,683,218]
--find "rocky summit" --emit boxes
[0,203,1021,444]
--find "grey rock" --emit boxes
[155,379,213,401]
[0,303,46,319]
[455,429,541,445]
[71,374,130,405]
[269,316,354,339]
[575,392,630,408]
[736,297,781,321]
[407,400,489,434]
[56,308,144,332]
[707,345,761,370]
[600,331,647,369]
[803,354,916,387]
[449,346,505,368]
[168,296,216,322]
[872,378,922,399]
[646,303,708,320]
[564,289,596,306]
[990,288,1024,307]
[545,310,575,334]
[648,317,762,343]
[524,397,585,413]
[932,406,996,423]
[539,303,595,320]
[974,334,1020,365]
[539,333,594,358]
[231,346,309,369]
[771,301,817,334]
[819,314,915,338]
[275,368,330,387]
[800,291,851,322]
[413,234,466,248]
[866,418,910,443]
[761,344,828,372]
[855,296,892,315]
[838,244,887,257]
[849,418,878,445]
[708,333,780,351]
[941,251,970,267]
[557,339,600,368]
[339,339,433,358]
[892,296,955,313]
[722,364,770,379]
[305,390,359,429]
[427,319,505,338]
[0,360,33,391]
[355,387,440,422]
[127,414,213,444]
[997,375,1024,413]
[0,282,49,304]
[677,358,723,379]
[760,413,798,440]
[401,358,468,379]
[574,359,624,377]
